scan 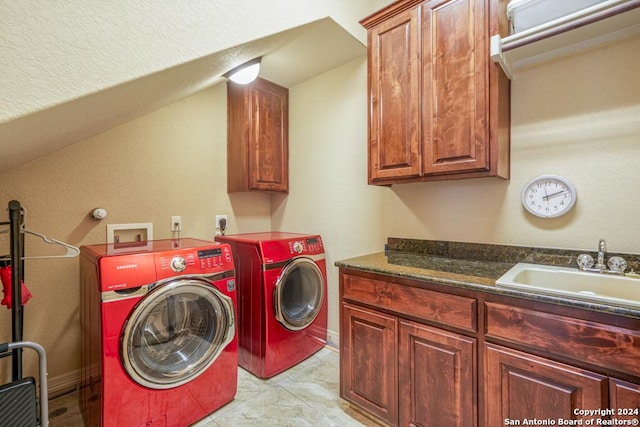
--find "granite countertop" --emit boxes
[335,252,510,287]
[335,238,640,320]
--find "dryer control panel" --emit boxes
[259,235,324,264]
[216,233,324,265]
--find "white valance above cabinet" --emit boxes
[491,0,640,79]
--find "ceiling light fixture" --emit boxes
[224,57,262,85]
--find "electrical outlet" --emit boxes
[171,216,182,232]
[215,215,228,236]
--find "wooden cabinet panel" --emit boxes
[361,0,509,185]
[227,78,288,193]
[399,320,477,426]
[485,301,640,377]
[367,3,421,182]
[342,273,477,332]
[340,303,398,425]
[340,267,640,426]
[423,0,489,175]
[609,378,640,421]
[485,343,608,426]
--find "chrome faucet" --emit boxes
[576,238,627,275]
[595,238,607,270]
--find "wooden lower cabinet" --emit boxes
[484,343,608,425]
[339,268,640,426]
[399,320,477,427]
[609,378,640,421]
[341,303,398,425]
[340,302,477,426]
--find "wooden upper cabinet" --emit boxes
[361,0,510,185]
[424,0,488,175]
[367,2,422,182]
[227,78,289,193]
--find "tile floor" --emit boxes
[47,347,381,426]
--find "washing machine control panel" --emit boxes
[197,246,233,269]
[170,256,187,272]
[288,237,324,255]
[155,244,234,279]
[92,240,235,291]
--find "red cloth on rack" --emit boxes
[0,265,32,309]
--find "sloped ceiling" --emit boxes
[0,1,374,173]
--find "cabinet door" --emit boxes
[248,78,288,192]
[367,3,421,183]
[227,78,288,193]
[485,343,608,426]
[422,0,489,175]
[609,378,640,422]
[399,320,477,427]
[340,303,398,425]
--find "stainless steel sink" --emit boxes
[495,263,640,309]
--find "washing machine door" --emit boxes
[121,278,235,389]
[274,257,325,331]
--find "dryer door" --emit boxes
[274,257,325,331]
[121,278,235,389]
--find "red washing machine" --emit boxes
[79,238,237,427]
[215,232,327,379]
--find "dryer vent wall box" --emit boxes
[507,0,605,33]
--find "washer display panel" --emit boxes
[274,258,324,331]
[121,279,234,389]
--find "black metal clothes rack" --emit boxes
[0,200,25,379]
[0,200,50,426]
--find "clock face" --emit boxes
[521,175,577,218]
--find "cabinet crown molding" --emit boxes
[360,0,424,29]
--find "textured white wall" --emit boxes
[0,83,272,391]
[272,56,387,343]
[0,0,372,122]
[382,36,640,254]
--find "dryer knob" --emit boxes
[170,256,187,272]
[293,241,304,254]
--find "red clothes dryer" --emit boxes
[215,232,328,379]
[79,239,237,427]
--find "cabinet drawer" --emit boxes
[485,302,640,377]
[343,274,477,332]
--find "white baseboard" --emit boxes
[327,329,339,350]
[48,368,81,399]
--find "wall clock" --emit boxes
[521,174,577,218]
